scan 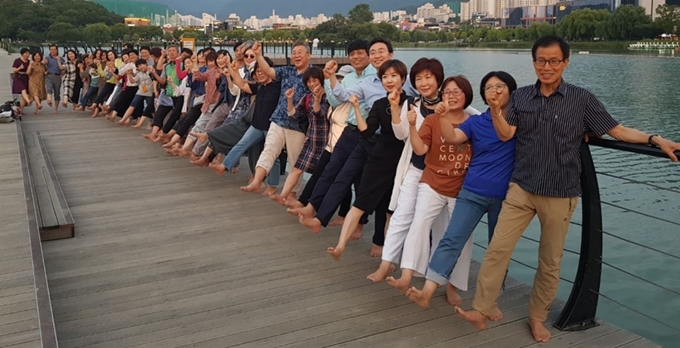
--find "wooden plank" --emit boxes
[13,120,59,348]
[570,329,646,347]
[616,338,663,348]
[37,132,75,231]
[0,328,41,347]
[0,319,40,337]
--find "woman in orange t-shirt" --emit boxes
[386,76,474,299]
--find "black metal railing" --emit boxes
[472,138,680,341]
[556,138,680,332]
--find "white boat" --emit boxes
[579,51,590,54]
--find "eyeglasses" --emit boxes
[484,84,507,92]
[244,54,256,59]
[534,58,564,67]
[442,89,463,97]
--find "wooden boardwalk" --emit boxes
[1,50,660,348]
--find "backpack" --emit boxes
[0,100,18,123]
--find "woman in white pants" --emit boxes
[385,75,475,305]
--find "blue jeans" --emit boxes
[79,86,99,107]
[222,125,280,186]
[427,188,504,286]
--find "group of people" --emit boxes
[13,35,680,343]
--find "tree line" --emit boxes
[3,0,680,46]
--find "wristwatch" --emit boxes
[648,134,659,146]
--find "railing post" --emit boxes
[554,142,603,331]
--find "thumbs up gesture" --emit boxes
[407,104,417,125]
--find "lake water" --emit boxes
[391,49,680,347]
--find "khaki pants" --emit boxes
[256,123,306,192]
[472,182,578,322]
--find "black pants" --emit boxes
[113,86,138,116]
[315,135,378,227]
[153,97,185,133]
[173,103,203,137]
[298,150,354,220]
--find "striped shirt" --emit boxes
[507,80,618,198]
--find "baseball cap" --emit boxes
[336,65,355,78]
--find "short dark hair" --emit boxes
[253,56,274,72]
[442,75,474,109]
[378,59,408,83]
[347,40,369,55]
[123,43,134,49]
[128,49,139,56]
[369,38,394,54]
[205,52,217,63]
[20,48,29,55]
[49,44,58,50]
[203,47,215,54]
[532,35,570,61]
[121,48,131,56]
[135,59,147,67]
[233,41,243,51]
[303,66,324,86]
[479,71,517,105]
[140,46,151,53]
[107,50,117,59]
[150,47,163,59]
[409,58,444,90]
[181,48,193,56]
[32,51,43,61]
[217,49,231,61]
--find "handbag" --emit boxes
[241,95,257,124]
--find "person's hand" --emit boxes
[654,137,680,162]
[251,42,262,56]
[407,105,417,125]
[323,60,338,79]
[285,88,295,100]
[349,94,359,106]
[230,60,239,73]
[312,85,324,100]
[388,89,400,106]
[434,101,448,115]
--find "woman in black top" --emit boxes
[327,59,409,261]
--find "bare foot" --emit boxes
[209,163,226,176]
[299,215,322,234]
[270,194,287,205]
[406,287,431,308]
[164,147,181,156]
[366,262,393,283]
[262,186,276,196]
[47,101,53,107]
[293,205,315,219]
[189,131,208,144]
[350,224,364,241]
[142,133,155,141]
[285,199,304,209]
[327,246,344,261]
[369,244,382,257]
[231,167,239,174]
[455,307,487,330]
[241,181,262,193]
[528,319,551,342]
[191,157,209,167]
[386,276,411,294]
[329,216,345,226]
[132,121,143,129]
[446,283,463,306]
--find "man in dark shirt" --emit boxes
[457,35,680,343]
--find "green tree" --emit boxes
[655,4,680,33]
[264,32,274,42]
[253,31,264,41]
[608,5,651,40]
[348,4,373,24]
[528,22,555,40]
[557,8,611,40]
[47,22,79,42]
[83,23,111,43]
[375,22,400,42]
[399,31,411,42]
[163,32,174,42]
[110,23,129,40]
[298,31,308,42]
[309,13,348,42]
